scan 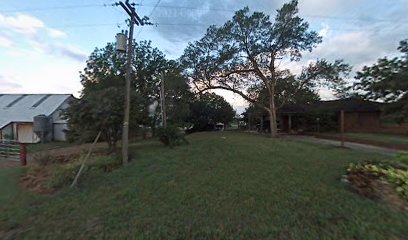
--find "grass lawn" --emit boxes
[0,168,21,204]
[1,132,407,239]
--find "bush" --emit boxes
[396,152,408,165]
[157,126,188,147]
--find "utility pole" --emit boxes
[160,72,167,128]
[116,0,145,165]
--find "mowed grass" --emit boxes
[0,168,21,204]
[1,132,407,239]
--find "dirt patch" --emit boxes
[20,166,56,194]
[346,169,408,211]
[20,152,85,194]
[20,147,116,194]
[28,142,108,162]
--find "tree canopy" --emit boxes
[181,0,350,136]
[188,93,236,132]
[65,41,190,149]
[354,39,408,123]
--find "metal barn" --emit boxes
[0,94,73,143]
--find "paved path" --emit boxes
[284,135,404,156]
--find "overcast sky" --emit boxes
[1,0,407,113]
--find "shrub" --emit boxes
[157,126,188,147]
[396,152,408,165]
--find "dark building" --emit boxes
[278,98,383,133]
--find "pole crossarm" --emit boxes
[117,1,144,25]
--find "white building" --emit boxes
[0,94,73,143]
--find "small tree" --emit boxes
[181,0,350,137]
[65,41,176,149]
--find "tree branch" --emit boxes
[216,68,255,78]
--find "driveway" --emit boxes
[284,135,404,156]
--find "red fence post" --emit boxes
[20,143,27,166]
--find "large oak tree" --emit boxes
[181,0,350,137]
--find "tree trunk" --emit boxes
[269,95,278,138]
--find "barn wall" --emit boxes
[50,99,70,141]
[16,123,40,143]
[53,123,68,141]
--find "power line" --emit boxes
[148,0,162,17]
[0,4,106,13]
[135,0,161,38]
[49,23,125,29]
[42,21,407,35]
[139,4,234,13]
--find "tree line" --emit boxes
[66,0,407,147]
[64,41,236,150]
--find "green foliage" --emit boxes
[157,126,188,147]
[88,155,122,172]
[65,41,191,146]
[302,111,337,132]
[181,1,350,136]
[48,162,82,189]
[354,39,408,123]
[47,155,122,189]
[396,152,408,165]
[188,93,235,132]
[161,61,193,127]
[348,162,408,200]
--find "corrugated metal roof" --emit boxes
[0,94,72,129]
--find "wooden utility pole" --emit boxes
[160,72,167,128]
[340,110,345,147]
[117,0,144,165]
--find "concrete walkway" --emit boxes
[284,135,404,156]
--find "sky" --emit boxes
[1,0,408,113]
